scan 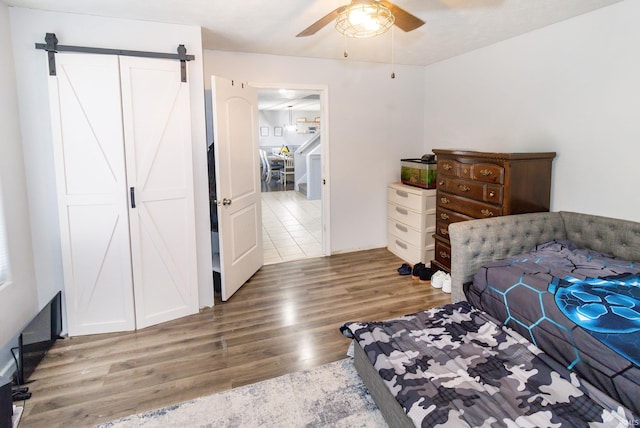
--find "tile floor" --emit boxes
[262,191,322,264]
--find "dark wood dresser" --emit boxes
[431,149,556,272]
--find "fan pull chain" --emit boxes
[390,27,396,79]
[343,34,349,58]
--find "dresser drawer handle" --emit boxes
[440,213,450,220]
[480,169,493,176]
[395,207,408,215]
[442,163,453,171]
[395,224,408,233]
[463,168,469,175]
[458,184,470,192]
[440,228,448,236]
[488,191,496,198]
[438,180,445,186]
[440,197,450,204]
[439,251,450,259]
[395,190,409,198]
[481,209,495,217]
[395,240,408,249]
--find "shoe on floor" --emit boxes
[419,267,436,283]
[442,273,452,293]
[411,262,426,280]
[431,270,446,288]
[397,264,412,275]
[397,263,410,272]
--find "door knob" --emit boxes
[213,198,232,206]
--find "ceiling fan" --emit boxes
[296,0,425,38]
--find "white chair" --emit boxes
[260,149,281,183]
[259,149,269,180]
[280,154,294,188]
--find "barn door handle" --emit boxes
[130,187,136,208]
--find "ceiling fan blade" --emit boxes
[380,0,425,32]
[296,6,347,37]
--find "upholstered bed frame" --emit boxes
[354,211,640,427]
[449,211,640,303]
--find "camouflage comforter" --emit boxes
[341,302,636,427]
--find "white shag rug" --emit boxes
[96,358,387,428]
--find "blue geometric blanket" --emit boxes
[468,239,640,416]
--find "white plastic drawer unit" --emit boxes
[387,184,436,212]
[387,203,436,231]
[387,220,435,248]
[386,183,437,265]
[388,236,435,266]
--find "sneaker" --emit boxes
[419,266,436,283]
[431,271,445,289]
[411,262,425,280]
[397,263,410,272]
[397,264,412,276]
[442,273,452,293]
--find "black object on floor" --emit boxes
[411,262,426,279]
[0,377,11,428]
[397,264,411,275]
[419,267,436,283]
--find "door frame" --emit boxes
[252,82,330,257]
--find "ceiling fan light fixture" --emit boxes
[335,1,395,39]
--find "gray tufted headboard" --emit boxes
[560,211,640,262]
[448,211,640,303]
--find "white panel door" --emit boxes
[211,76,263,301]
[120,57,199,329]
[48,53,135,336]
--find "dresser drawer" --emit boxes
[436,192,503,219]
[387,203,436,231]
[471,163,505,184]
[388,236,435,265]
[387,183,436,212]
[438,177,503,204]
[437,159,460,177]
[434,239,452,269]
[436,208,473,239]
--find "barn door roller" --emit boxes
[35,33,195,82]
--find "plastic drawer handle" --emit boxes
[395,207,408,215]
[395,240,408,249]
[395,190,409,198]
[395,224,408,233]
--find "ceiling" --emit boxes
[258,89,321,112]
[5,0,622,111]
[5,0,622,66]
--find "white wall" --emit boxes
[204,51,426,252]
[258,109,319,148]
[0,2,38,376]
[423,0,640,222]
[8,8,215,316]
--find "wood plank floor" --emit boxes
[18,248,451,427]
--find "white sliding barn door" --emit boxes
[49,53,199,335]
[211,76,263,301]
[120,57,198,329]
[49,53,135,336]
